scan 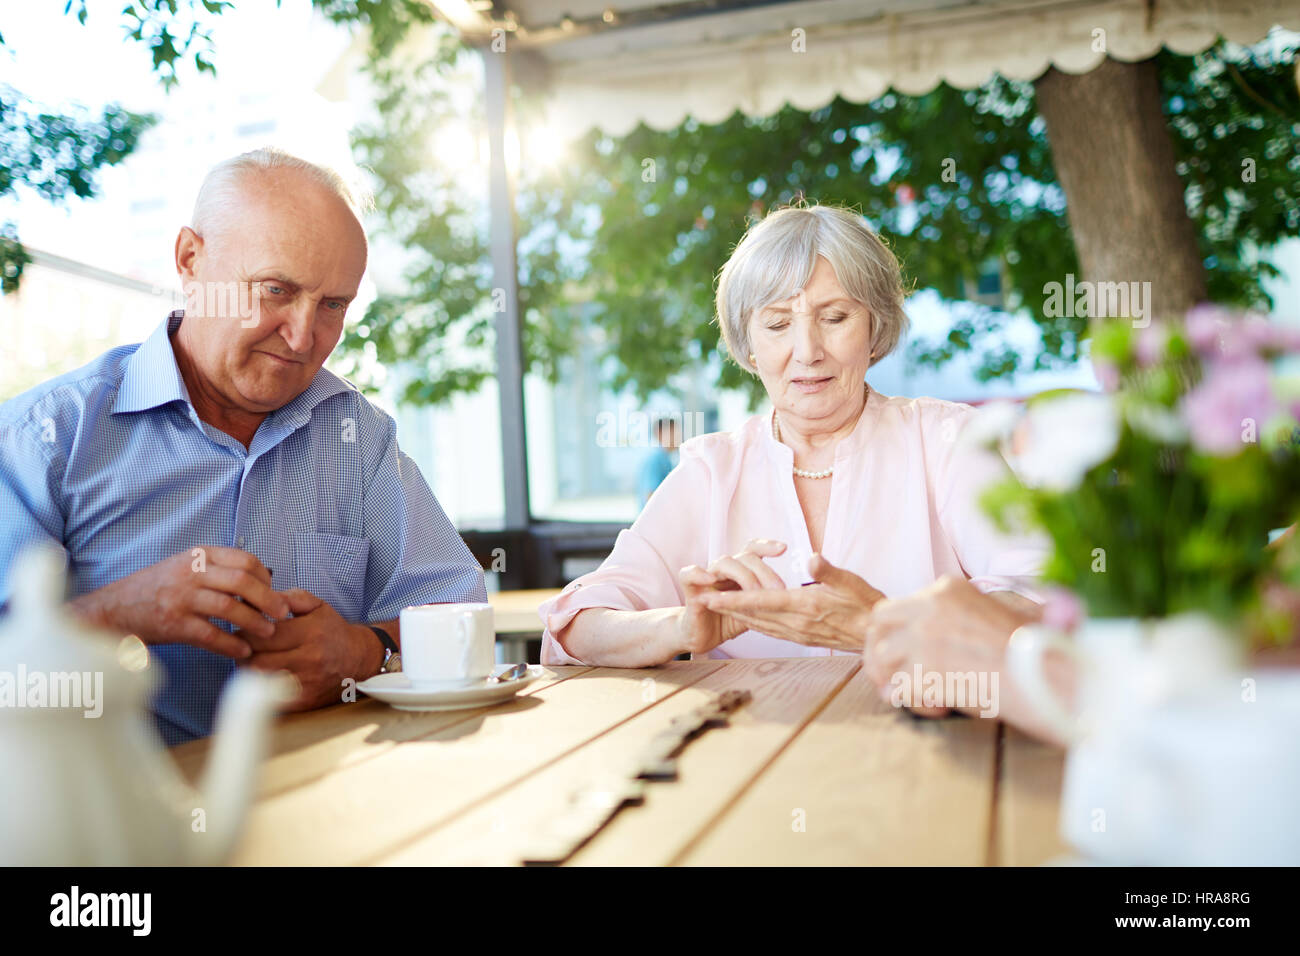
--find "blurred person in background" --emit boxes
[637,415,681,509]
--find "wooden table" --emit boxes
[487,588,561,662]
[171,658,1070,865]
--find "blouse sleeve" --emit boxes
[538,453,712,665]
[932,404,1049,602]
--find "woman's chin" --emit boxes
[782,385,844,413]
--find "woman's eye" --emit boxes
[824,312,847,322]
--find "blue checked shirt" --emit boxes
[0,312,487,744]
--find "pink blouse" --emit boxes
[538,388,1047,665]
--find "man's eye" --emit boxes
[264,285,285,295]
[324,301,346,311]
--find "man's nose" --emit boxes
[278,300,316,355]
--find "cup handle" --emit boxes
[1006,624,1083,745]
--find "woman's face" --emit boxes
[749,256,874,428]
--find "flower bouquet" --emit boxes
[978,306,1300,649]
[976,308,1300,865]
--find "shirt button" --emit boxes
[237,536,246,548]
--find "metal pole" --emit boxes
[481,43,530,529]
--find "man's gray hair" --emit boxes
[191,146,373,237]
[715,204,908,373]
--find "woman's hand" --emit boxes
[697,553,885,651]
[677,539,789,654]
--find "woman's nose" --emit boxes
[791,318,824,364]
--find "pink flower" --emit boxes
[1184,305,1298,359]
[1092,356,1120,391]
[1134,323,1169,367]
[1181,355,1277,455]
[1265,324,1300,354]
[1041,588,1085,633]
[1185,304,1234,354]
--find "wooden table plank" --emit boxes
[377,656,855,866]
[567,656,859,866]
[489,589,561,634]
[994,726,1070,866]
[223,661,723,865]
[169,667,589,798]
[677,666,1001,866]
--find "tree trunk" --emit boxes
[1034,57,1208,323]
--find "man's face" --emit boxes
[175,169,368,414]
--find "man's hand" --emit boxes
[242,589,384,711]
[67,547,290,659]
[862,576,1049,725]
[698,553,885,651]
[676,539,789,654]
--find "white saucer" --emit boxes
[356,665,546,711]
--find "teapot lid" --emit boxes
[0,545,154,717]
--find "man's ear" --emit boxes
[175,226,203,285]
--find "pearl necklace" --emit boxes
[772,383,869,480]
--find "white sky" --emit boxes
[0,0,356,281]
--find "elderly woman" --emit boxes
[538,204,1046,667]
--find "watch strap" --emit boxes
[367,626,400,673]
[367,625,398,654]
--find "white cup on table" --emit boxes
[399,603,495,688]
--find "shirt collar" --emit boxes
[112,311,191,415]
[112,310,353,424]
[266,363,352,435]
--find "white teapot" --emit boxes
[0,545,291,865]
[1009,613,1300,865]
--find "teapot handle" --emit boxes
[1006,624,1084,745]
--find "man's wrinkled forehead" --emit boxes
[208,174,367,278]
[205,167,366,244]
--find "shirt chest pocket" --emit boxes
[292,532,370,623]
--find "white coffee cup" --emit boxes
[399,603,495,688]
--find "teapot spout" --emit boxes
[194,670,294,865]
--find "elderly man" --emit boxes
[0,147,486,744]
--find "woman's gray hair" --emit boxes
[191,146,373,237]
[715,204,908,373]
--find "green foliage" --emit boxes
[63,0,234,89]
[339,33,1300,406]
[0,0,245,292]
[335,23,591,402]
[310,0,436,57]
[0,90,155,291]
[1160,41,1300,306]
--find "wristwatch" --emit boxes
[368,626,401,674]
